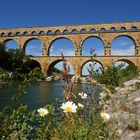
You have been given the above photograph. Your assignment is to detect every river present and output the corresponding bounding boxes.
[0,81,101,111]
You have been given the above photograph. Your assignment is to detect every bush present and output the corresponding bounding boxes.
[128,118,139,131]
[0,68,10,81]
[92,64,138,88]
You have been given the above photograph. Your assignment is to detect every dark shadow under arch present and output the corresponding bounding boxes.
[47,60,62,76]
[23,59,41,73]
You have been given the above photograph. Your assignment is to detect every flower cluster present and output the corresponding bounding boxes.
[37,93,110,123]
[60,101,78,113]
[78,92,87,99]
[100,112,110,121]
[37,108,49,117]
[99,92,106,99]
[77,103,84,109]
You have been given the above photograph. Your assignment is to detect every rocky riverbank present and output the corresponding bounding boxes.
[100,79,140,140]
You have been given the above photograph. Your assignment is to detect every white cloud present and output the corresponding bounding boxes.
[120,42,129,46]
[111,45,135,55]
[50,48,75,56]
[26,45,42,56]
[28,45,37,49]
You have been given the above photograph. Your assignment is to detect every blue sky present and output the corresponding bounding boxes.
[2,0,140,75]
[0,0,140,28]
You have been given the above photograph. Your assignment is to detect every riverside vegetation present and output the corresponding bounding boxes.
[0,44,140,139]
[0,42,44,82]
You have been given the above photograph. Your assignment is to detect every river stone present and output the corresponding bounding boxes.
[133,97,140,105]
[115,129,123,138]
[46,76,54,81]
[71,75,80,83]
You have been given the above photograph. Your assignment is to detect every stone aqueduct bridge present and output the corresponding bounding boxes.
[0,21,140,76]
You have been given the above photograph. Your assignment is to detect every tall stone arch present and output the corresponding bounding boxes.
[47,37,76,56]
[81,36,105,56]
[80,59,104,76]
[22,37,44,55]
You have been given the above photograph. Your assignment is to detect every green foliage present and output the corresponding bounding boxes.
[127,118,139,131]
[0,68,10,81]
[0,43,45,81]
[92,64,138,88]
[26,67,45,81]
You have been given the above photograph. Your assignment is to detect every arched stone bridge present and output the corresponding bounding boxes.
[0,21,140,76]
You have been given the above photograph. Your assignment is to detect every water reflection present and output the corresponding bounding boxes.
[0,81,101,110]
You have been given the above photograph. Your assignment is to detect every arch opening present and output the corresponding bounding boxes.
[4,39,19,51]
[39,31,45,36]
[47,30,53,35]
[23,59,41,73]
[63,29,68,34]
[81,60,103,76]
[112,60,137,78]
[111,36,136,56]
[1,33,6,37]
[90,28,96,33]
[120,27,126,32]
[71,29,77,34]
[16,32,20,36]
[82,36,104,56]
[55,30,61,35]
[47,60,74,78]
[99,28,106,33]
[80,29,86,34]
[8,32,14,37]
[131,26,137,32]
[113,60,135,69]
[23,31,28,36]
[110,27,116,32]
[31,31,37,36]
[49,38,75,56]
[24,38,43,56]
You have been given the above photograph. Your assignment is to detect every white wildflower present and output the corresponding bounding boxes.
[78,103,84,109]
[99,92,106,99]
[100,112,110,121]
[78,92,87,99]
[60,101,77,113]
[37,108,49,117]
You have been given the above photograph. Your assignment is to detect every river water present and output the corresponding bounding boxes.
[0,81,101,111]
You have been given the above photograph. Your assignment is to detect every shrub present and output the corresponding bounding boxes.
[127,118,139,131]
[91,64,138,88]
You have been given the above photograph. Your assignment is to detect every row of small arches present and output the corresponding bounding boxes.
[0,26,138,37]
